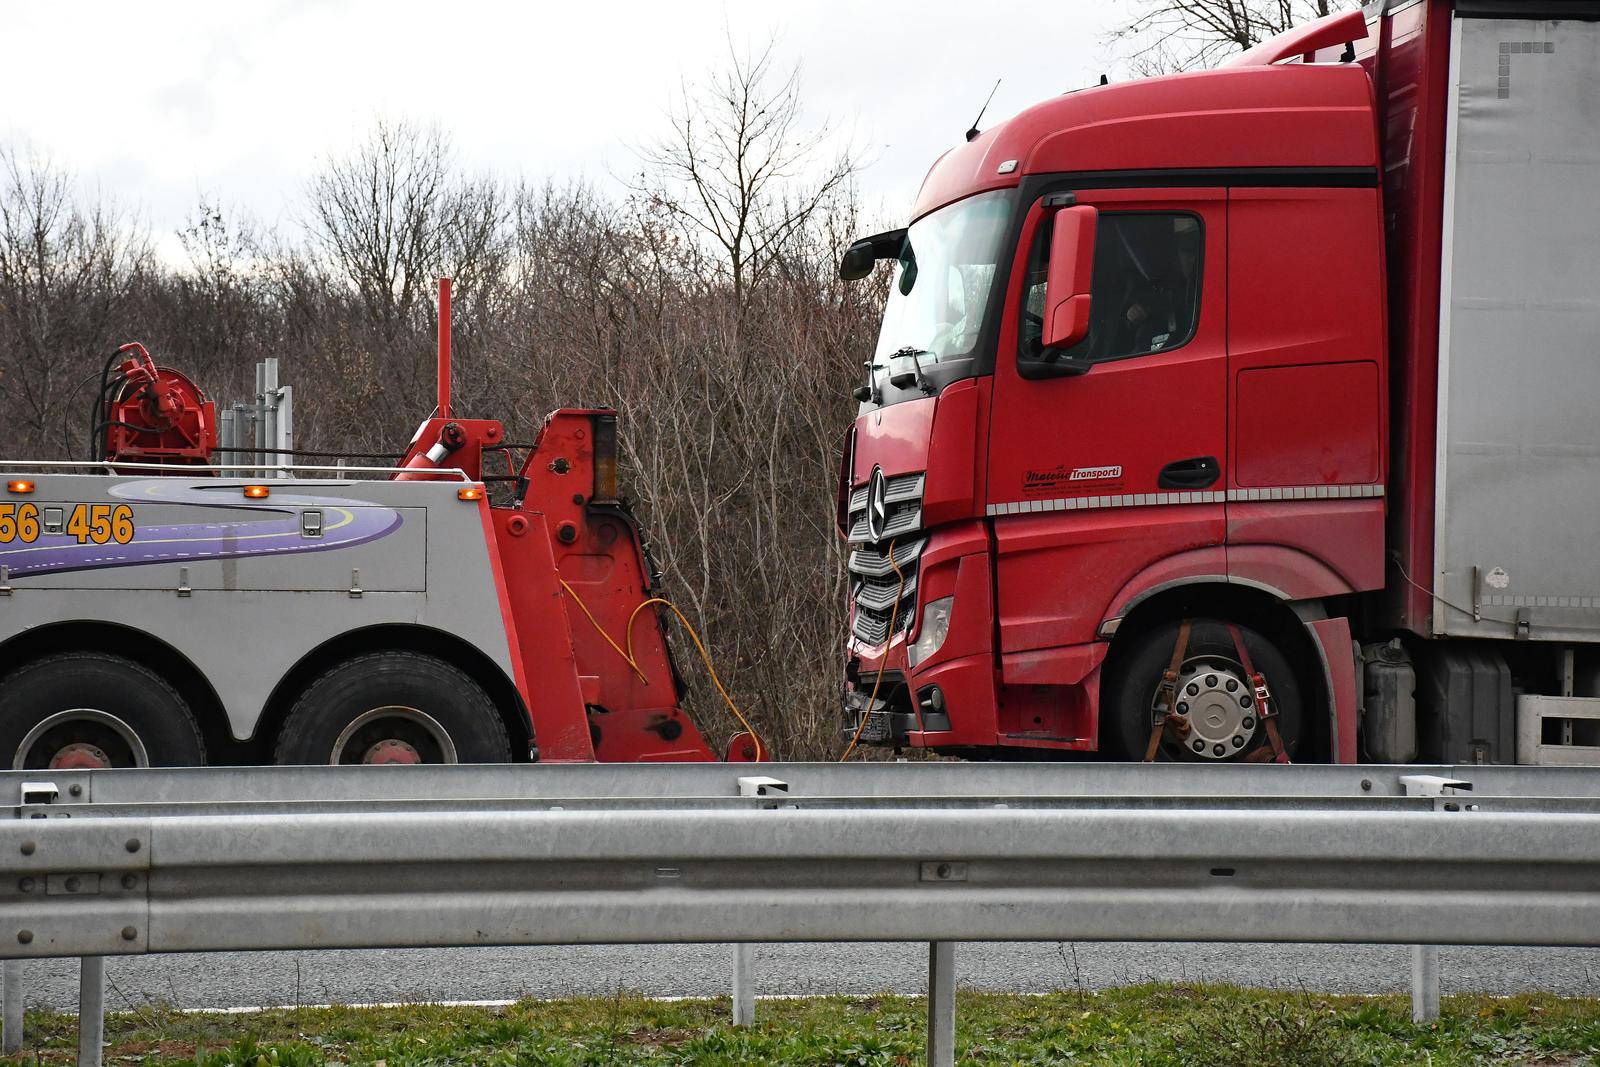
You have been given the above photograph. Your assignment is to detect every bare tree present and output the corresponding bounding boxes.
[305,119,506,337]
[0,147,148,458]
[488,174,877,756]
[1110,0,1355,75]
[163,200,271,375]
[300,120,509,433]
[179,199,260,291]
[634,36,857,303]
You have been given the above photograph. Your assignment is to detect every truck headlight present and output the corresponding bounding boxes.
[907,596,953,668]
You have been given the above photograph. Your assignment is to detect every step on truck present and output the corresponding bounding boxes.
[0,281,760,769]
[836,0,1600,765]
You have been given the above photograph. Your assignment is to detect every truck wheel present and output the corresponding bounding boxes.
[1103,619,1304,762]
[1,652,206,769]
[274,652,512,765]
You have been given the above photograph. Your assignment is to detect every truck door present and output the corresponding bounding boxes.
[985,187,1227,658]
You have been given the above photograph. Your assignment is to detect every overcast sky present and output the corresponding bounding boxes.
[2,1,1128,259]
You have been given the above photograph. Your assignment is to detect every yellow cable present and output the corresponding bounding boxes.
[841,537,904,762]
[559,577,765,762]
[625,597,764,763]
[559,578,648,684]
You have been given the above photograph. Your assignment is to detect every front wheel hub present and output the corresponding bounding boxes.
[49,742,114,770]
[361,738,423,765]
[14,709,149,771]
[1174,660,1257,759]
[331,706,457,766]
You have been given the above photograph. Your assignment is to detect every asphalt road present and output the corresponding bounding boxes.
[12,942,1600,1013]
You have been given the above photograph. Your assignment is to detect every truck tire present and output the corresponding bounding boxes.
[1,652,206,770]
[274,652,512,765]
[1103,619,1304,762]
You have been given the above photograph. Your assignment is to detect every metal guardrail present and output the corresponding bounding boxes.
[11,759,1600,805]
[5,762,1600,1065]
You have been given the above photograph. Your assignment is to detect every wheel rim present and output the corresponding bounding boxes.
[330,706,458,765]
[13,709,151,770]
[1163,656,1260,761]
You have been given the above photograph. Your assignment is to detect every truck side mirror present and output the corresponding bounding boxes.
[1042,205,1098,350]
[839,240,877,281]
[838,227,908,282]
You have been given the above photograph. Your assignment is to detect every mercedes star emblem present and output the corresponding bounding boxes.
[866,466,889,542]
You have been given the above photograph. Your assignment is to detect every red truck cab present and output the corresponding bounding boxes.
[839,1,1600,765]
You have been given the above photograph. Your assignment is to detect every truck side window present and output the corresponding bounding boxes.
[1018,211,1203,369]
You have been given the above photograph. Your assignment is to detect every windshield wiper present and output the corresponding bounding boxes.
[887,346,935,395]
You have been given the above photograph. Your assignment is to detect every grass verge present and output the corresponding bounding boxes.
[3,984,1600,1065]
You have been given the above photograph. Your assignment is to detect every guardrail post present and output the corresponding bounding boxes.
[731,773,790,1028]
[1411,945,1440,1022]
[78,956,104,1067]
[2,957,22,1054]
[927,941,956,1067]
[731,943,755,1026]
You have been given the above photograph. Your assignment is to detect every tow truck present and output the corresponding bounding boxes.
[0,281,760,768]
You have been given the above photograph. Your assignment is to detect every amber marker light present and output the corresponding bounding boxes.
[457,486,485,501]
[6,480,35,494]
[242,485,271,499]
[591,414,619,502]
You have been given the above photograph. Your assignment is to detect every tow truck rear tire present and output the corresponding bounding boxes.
[274,651,512,765]
[1,652,206,770]
[1103,619,1304,762]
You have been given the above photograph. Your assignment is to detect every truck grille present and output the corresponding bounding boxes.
[846,473,926,646]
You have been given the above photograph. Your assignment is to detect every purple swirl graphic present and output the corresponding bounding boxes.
[0,479,403,578]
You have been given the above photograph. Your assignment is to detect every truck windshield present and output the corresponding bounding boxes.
[869,190,1012,398]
